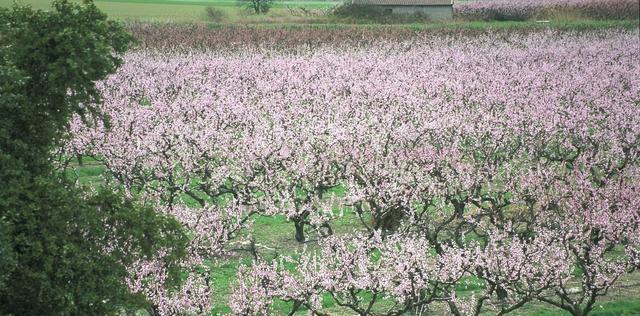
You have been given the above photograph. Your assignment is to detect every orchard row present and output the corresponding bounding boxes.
[67,30,640,315]
[456,0,639,21]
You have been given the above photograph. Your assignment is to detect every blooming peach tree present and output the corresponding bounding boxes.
[67,29,640,315]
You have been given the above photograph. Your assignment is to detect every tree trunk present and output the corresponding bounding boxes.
[294,219,305,243]
[496,286,508,300]
[321,222,333,236]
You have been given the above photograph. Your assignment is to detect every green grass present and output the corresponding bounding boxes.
[94,0,336,8]
[63,160,640,315]
[590,300,640,316]
[509,299,640,316]
[3,0,639,27]
[1,0,340,23]
[63,157,107,185]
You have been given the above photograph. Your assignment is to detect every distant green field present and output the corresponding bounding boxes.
[95,0,338,8]
[2,0,639,26]
[0,0,341,22]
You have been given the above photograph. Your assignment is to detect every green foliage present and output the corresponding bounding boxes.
[0,219,14,295]
[330,3,430,24]
[239,0,273,14]
[331,3,387,19]
[205,6,227,22]
[0,1,188,314]
[0,177,187,315]
[0,0,132,170]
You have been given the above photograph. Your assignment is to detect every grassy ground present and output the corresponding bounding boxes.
[32,0,639,312]
[3,0,639,27]
[1,0,339,22]
[65,160,640,315]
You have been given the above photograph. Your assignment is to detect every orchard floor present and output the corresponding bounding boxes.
[42,0,640,310]
[67,158,640,315]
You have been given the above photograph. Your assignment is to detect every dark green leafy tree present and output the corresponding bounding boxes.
[239,0,273,14]
[0,1,188,314]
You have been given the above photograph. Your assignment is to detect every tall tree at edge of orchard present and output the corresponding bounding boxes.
[0,1,189,315]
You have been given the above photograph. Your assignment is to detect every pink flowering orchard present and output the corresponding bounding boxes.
[66,29,640,315]
[454,0,639,20]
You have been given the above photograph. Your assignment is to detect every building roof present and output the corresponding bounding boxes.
[351,0,452,5]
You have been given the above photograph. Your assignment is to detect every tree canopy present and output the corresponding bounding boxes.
[0,1,188,314]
